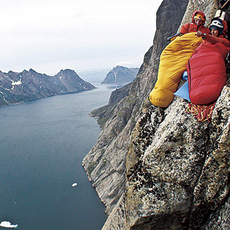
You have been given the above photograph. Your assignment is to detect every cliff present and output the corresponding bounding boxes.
[0,68,95,106]
[83,0,230,229]
[101,66,139,84]
[89,83,132,128]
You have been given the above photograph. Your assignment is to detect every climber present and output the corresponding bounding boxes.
[149,32,203,108]
[187,17,230,106]
[167,10,210,41]
[196,18,230,46]
[150,12,212,107]
[174,18,230,103]
[149,17,228,109]
[180,10,210,35]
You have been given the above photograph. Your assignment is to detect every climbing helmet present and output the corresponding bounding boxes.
[210,19,224,34]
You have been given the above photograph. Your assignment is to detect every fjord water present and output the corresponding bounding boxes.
[0,83,116,230]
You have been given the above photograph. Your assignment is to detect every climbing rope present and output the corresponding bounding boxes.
[186,102,216,122]
[221,0,230,9]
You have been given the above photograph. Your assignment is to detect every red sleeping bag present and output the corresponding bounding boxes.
[187,43,229,105]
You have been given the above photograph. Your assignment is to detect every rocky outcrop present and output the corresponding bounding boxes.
[123,85,230,230]
[89,83,132,128]
[0,68,95,106]
[101,66,139,84]
[102,85,230,229]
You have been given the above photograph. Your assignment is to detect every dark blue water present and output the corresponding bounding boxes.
[0,84,115,230]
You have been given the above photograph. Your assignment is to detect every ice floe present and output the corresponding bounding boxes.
[0,221,18,228]
[72,182,78,187]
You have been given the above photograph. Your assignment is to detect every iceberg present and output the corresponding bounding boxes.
[0,221,18,228]
[72,182,77,187]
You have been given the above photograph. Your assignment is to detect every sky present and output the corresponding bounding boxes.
[0,0,163,76]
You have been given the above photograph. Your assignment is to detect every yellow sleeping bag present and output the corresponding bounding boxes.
[149,32,202,108]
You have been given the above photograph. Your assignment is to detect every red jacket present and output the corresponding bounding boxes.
[202,19,230,47]
[180,10,210,34]
[203,34,230,47]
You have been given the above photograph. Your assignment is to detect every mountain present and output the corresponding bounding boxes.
[101,66,139,84]
[0,68,95,106]
[83,0,230,229]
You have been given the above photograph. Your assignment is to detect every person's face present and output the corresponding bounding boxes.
[211,28,219,37]
[195,19,203,27]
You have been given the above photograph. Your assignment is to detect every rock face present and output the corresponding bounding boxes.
[89,83,132,128]
[123,86,230,230]
[84,0,230,229]
[101,66,139,84]
[102,85,230,229]
[0,68,95,106]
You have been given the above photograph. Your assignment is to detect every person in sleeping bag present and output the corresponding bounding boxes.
[149,12,210,108]
[168,11,210,41]
[196,18,230,46]
[180,10,210,35]
[187,18,230,105]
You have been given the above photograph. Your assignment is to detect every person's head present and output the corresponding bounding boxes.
[210,18,224,37]
[194,13,205,26]
[192,11,206,27]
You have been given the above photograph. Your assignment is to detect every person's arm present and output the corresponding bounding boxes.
[180,23,189,34]
[206,34,230,46]
[196,30,230,47]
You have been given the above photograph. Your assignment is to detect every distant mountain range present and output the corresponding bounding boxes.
[101,66,139,84]
[0,69,95,107]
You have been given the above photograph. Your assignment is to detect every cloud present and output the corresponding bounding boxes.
[0,0,162,75]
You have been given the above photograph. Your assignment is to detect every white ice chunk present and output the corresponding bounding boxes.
[0,221,18,228]
[72,182,78,187]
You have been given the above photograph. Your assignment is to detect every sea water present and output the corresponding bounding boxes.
[0,83,117,230]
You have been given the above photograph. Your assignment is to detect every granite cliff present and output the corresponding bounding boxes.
[83,0,230,229]
[0,68,95,106]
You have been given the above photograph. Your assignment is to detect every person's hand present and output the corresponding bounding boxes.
[196,31,203,37]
